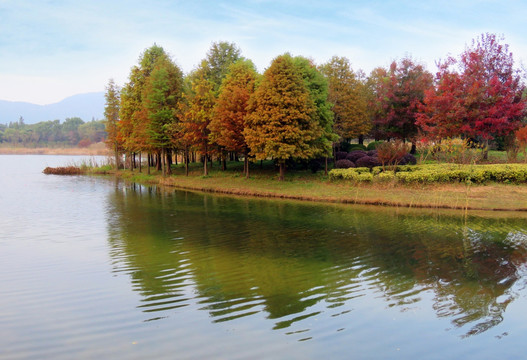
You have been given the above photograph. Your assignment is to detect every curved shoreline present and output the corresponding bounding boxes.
[107,170,527,213]
[158,182,527,212]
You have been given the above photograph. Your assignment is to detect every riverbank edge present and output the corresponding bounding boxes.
[0,144,109,156]
[98,169,527,212]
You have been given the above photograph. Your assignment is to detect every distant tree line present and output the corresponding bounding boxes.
[105,33,526,179]
[0,117,106,147]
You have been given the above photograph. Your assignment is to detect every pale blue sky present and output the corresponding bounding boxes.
[1,0,526,104]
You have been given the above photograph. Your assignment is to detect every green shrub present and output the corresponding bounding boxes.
[376,172,396,182]
[366,141,383,150]
[330,163,527,184]
[348,143,367,151]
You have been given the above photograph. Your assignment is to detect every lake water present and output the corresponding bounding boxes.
[1,155,527,359]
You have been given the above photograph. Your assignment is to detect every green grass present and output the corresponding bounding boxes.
[93,158,527,212]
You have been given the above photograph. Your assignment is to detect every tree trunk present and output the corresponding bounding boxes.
[244,149,249,178]
[138,152,142,173]
[147,152,151,175]
[185,146,189,176]
[482,139,489,161]
[358,135,364,145]
[410,141,417,155]
[166,149,172,175]
[325,157,328,176]
[161,148,165,176]
[279,162,285,181]
[114,147,120,170]
[204,144,208,176]
[156,152,162,171]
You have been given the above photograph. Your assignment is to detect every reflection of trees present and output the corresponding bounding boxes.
[106,184,527,336]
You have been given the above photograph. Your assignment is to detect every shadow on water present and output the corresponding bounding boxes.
[106,182,527,338]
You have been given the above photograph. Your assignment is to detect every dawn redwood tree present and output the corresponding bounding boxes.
[208,59,258,178]
[294,56,337,169]
[119,44,168,170]
[244,54,321,181]
[417,33,526,157]
[371,57,433,153]
[104,78,122,169]
[182,68,216,176]
[203,41,242,94]
[319,56,371,145]
[143,55,184,176]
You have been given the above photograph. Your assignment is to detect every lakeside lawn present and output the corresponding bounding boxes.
[90,156,527,212]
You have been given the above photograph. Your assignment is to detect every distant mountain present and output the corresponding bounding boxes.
[0,92,105,124]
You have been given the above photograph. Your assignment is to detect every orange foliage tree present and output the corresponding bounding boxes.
[319,56,371,145]
[516,126,527,162]
[244,54,321,180]
[182,68,216,176]
[208,59,258,177]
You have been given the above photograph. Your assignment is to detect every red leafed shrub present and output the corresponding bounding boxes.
[399,153,417,165]
[516,126,527,162]
[355,156,381,168]
[346,150,367,162]
[78,138,92,148]
[335,159,355,169]
[336,151,348,160]
[376,140,408,166]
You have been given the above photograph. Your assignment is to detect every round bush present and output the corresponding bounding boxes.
[367,150,378,157]
[346,150,367,162]
[367,141,383,150]
[399,153,417,165]
[348,143,367,151]
[335,151,348,160]
[335,159,355,169]
[355,156,381,168]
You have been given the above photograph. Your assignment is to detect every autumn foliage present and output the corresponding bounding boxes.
[417,34,525,143]
[244,54,322,180]
[104,33,526,181]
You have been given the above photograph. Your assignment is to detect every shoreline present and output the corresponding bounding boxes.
[0,146,109,156]
[104,169,527,212]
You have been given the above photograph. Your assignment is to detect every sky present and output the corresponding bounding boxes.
[1,0,527,105]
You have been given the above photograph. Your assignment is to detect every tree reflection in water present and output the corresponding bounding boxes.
[106,183,527,338]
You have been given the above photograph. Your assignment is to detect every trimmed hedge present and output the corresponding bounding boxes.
[329,163,527,184]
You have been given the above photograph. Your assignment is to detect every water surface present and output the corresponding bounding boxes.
[1,155,527,359]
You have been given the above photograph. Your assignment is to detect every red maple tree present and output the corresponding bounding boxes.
[417,34,526,146]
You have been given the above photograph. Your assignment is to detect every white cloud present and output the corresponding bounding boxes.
[1,0,526,103]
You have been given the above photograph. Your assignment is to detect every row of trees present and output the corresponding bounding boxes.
[0,117,106,147]
[106,33,526,179]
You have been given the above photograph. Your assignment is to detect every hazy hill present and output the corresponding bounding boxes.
[0,92,105,125]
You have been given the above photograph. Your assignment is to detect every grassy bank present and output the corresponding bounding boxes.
[0,142,109,155]
[90,160,527,211]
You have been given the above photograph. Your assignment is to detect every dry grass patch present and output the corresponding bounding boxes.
[43,166,85,175]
